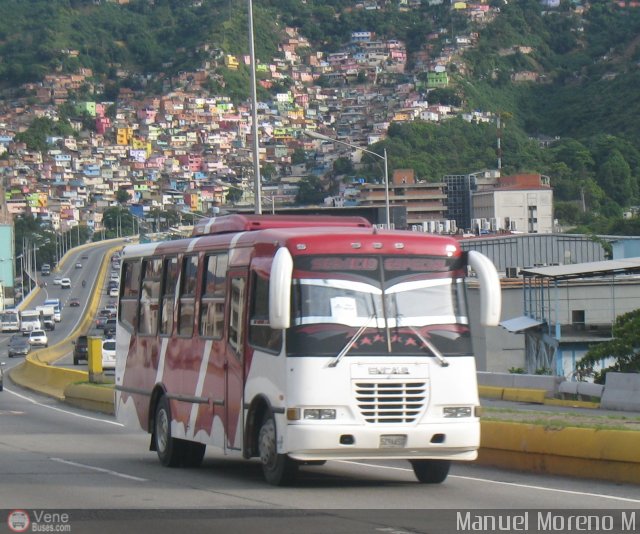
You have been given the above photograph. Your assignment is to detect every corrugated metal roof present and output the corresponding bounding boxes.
[499,316,545,333]
[519,258,640,280]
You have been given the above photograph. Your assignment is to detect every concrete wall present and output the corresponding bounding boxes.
[468,282,526,372]
[601,372,640,411]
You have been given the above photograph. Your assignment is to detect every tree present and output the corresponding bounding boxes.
[291,148,307,165]
[576,309,640,383]
[295,175,326,205]
[226,188,243,204]
[596,150,635,207]
[116,188,131,204]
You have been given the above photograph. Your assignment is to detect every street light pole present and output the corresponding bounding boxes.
[248,0,262,215]
[304,131,391,228]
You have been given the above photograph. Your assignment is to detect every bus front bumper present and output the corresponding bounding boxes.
[283,421,480,462]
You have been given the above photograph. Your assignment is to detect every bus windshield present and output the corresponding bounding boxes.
[287,255,472,358]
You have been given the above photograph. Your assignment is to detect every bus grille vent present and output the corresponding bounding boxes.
[354,382,427,423]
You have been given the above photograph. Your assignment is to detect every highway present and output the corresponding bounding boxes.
[1,242,639,533]
[0,241,120,372]
[1,384,639,532]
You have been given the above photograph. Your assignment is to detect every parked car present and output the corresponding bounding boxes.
[72,335,88,365]
[101,338,116,370]
[28,329,48,347]
[60,277,71,289]
[109,286,119,298]
[69,297,81,307]
[104,304,117,315]
[8,334,31,358]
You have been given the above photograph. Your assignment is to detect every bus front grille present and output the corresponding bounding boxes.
[354,382,427,423]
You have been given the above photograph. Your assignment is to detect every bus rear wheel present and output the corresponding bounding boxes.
[154,396,184,467]
[410,459,451,484]
[258,414,298,486]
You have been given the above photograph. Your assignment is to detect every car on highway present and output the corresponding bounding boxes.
[53,277,62,286]
[72,335,89,365]
[81,253,89,259]
[75,262,82,269]
[60,277,71,289]
[8,334,31,358]
[103,318,117,338]
[101,338,116,370]
[28,329,48,347]
[69,297,81,307]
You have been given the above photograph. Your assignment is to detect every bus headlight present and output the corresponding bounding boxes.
[443,407,473,418]
[303,408,336,420]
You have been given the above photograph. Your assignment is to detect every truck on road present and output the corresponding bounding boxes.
[19,309,42,334]
[35,305,56,331]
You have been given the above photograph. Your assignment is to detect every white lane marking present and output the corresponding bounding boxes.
[335,460,640,504]
[50,457,147,482]
[5,387,123,427]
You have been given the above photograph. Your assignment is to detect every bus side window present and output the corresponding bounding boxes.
[120,259,141,332]
[199,253,227,338]
[249,274,282,353]
[139,258,162,336]
[178,254,198,337]
[228,276,246,356]
[160,256,179,336]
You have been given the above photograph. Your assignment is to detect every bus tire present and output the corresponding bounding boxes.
[410,459,451,484]
[154,396,184,467]
[181,441,206,468]
[258,413,298,486]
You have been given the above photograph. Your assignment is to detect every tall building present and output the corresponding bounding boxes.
[472,173,553,234]
[358,168,447,227]
[443,170,500,232]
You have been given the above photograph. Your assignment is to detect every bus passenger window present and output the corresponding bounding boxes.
[160,257,178,336]
[228,277,245,356]
[139,258,162,336]
[249,274,282,352]
[178,255,197,337]
[120,260,141,332]
[199,253,228,339]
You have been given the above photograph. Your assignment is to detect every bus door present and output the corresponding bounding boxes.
[224,271,247,451]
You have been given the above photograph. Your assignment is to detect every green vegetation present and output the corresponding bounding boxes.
[577,309,640,383]
[4,0,640,234]
[483,407,640,431]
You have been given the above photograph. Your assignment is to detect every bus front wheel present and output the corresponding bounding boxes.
[410,459,451,484]
[258,414,298,486]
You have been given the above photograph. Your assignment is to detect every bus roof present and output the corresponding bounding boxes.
[122,216,463,265]
[192,214,371,236]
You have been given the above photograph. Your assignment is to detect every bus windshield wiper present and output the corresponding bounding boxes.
[328,314,376,368]
[406,324,450,367]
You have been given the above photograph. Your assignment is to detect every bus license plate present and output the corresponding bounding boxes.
[380,434,407,448]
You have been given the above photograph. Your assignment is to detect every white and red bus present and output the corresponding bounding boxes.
[115,214,501,485]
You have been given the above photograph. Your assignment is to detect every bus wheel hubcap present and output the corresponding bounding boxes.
[259,419,276,468]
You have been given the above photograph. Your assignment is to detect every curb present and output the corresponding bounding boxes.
[64,383,114,414]
[476,420,640,485]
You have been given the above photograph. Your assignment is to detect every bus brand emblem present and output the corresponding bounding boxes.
[368,366,410,375]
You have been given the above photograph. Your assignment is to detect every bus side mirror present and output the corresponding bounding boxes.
[467,250,501,326]
[270,247,293,330]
